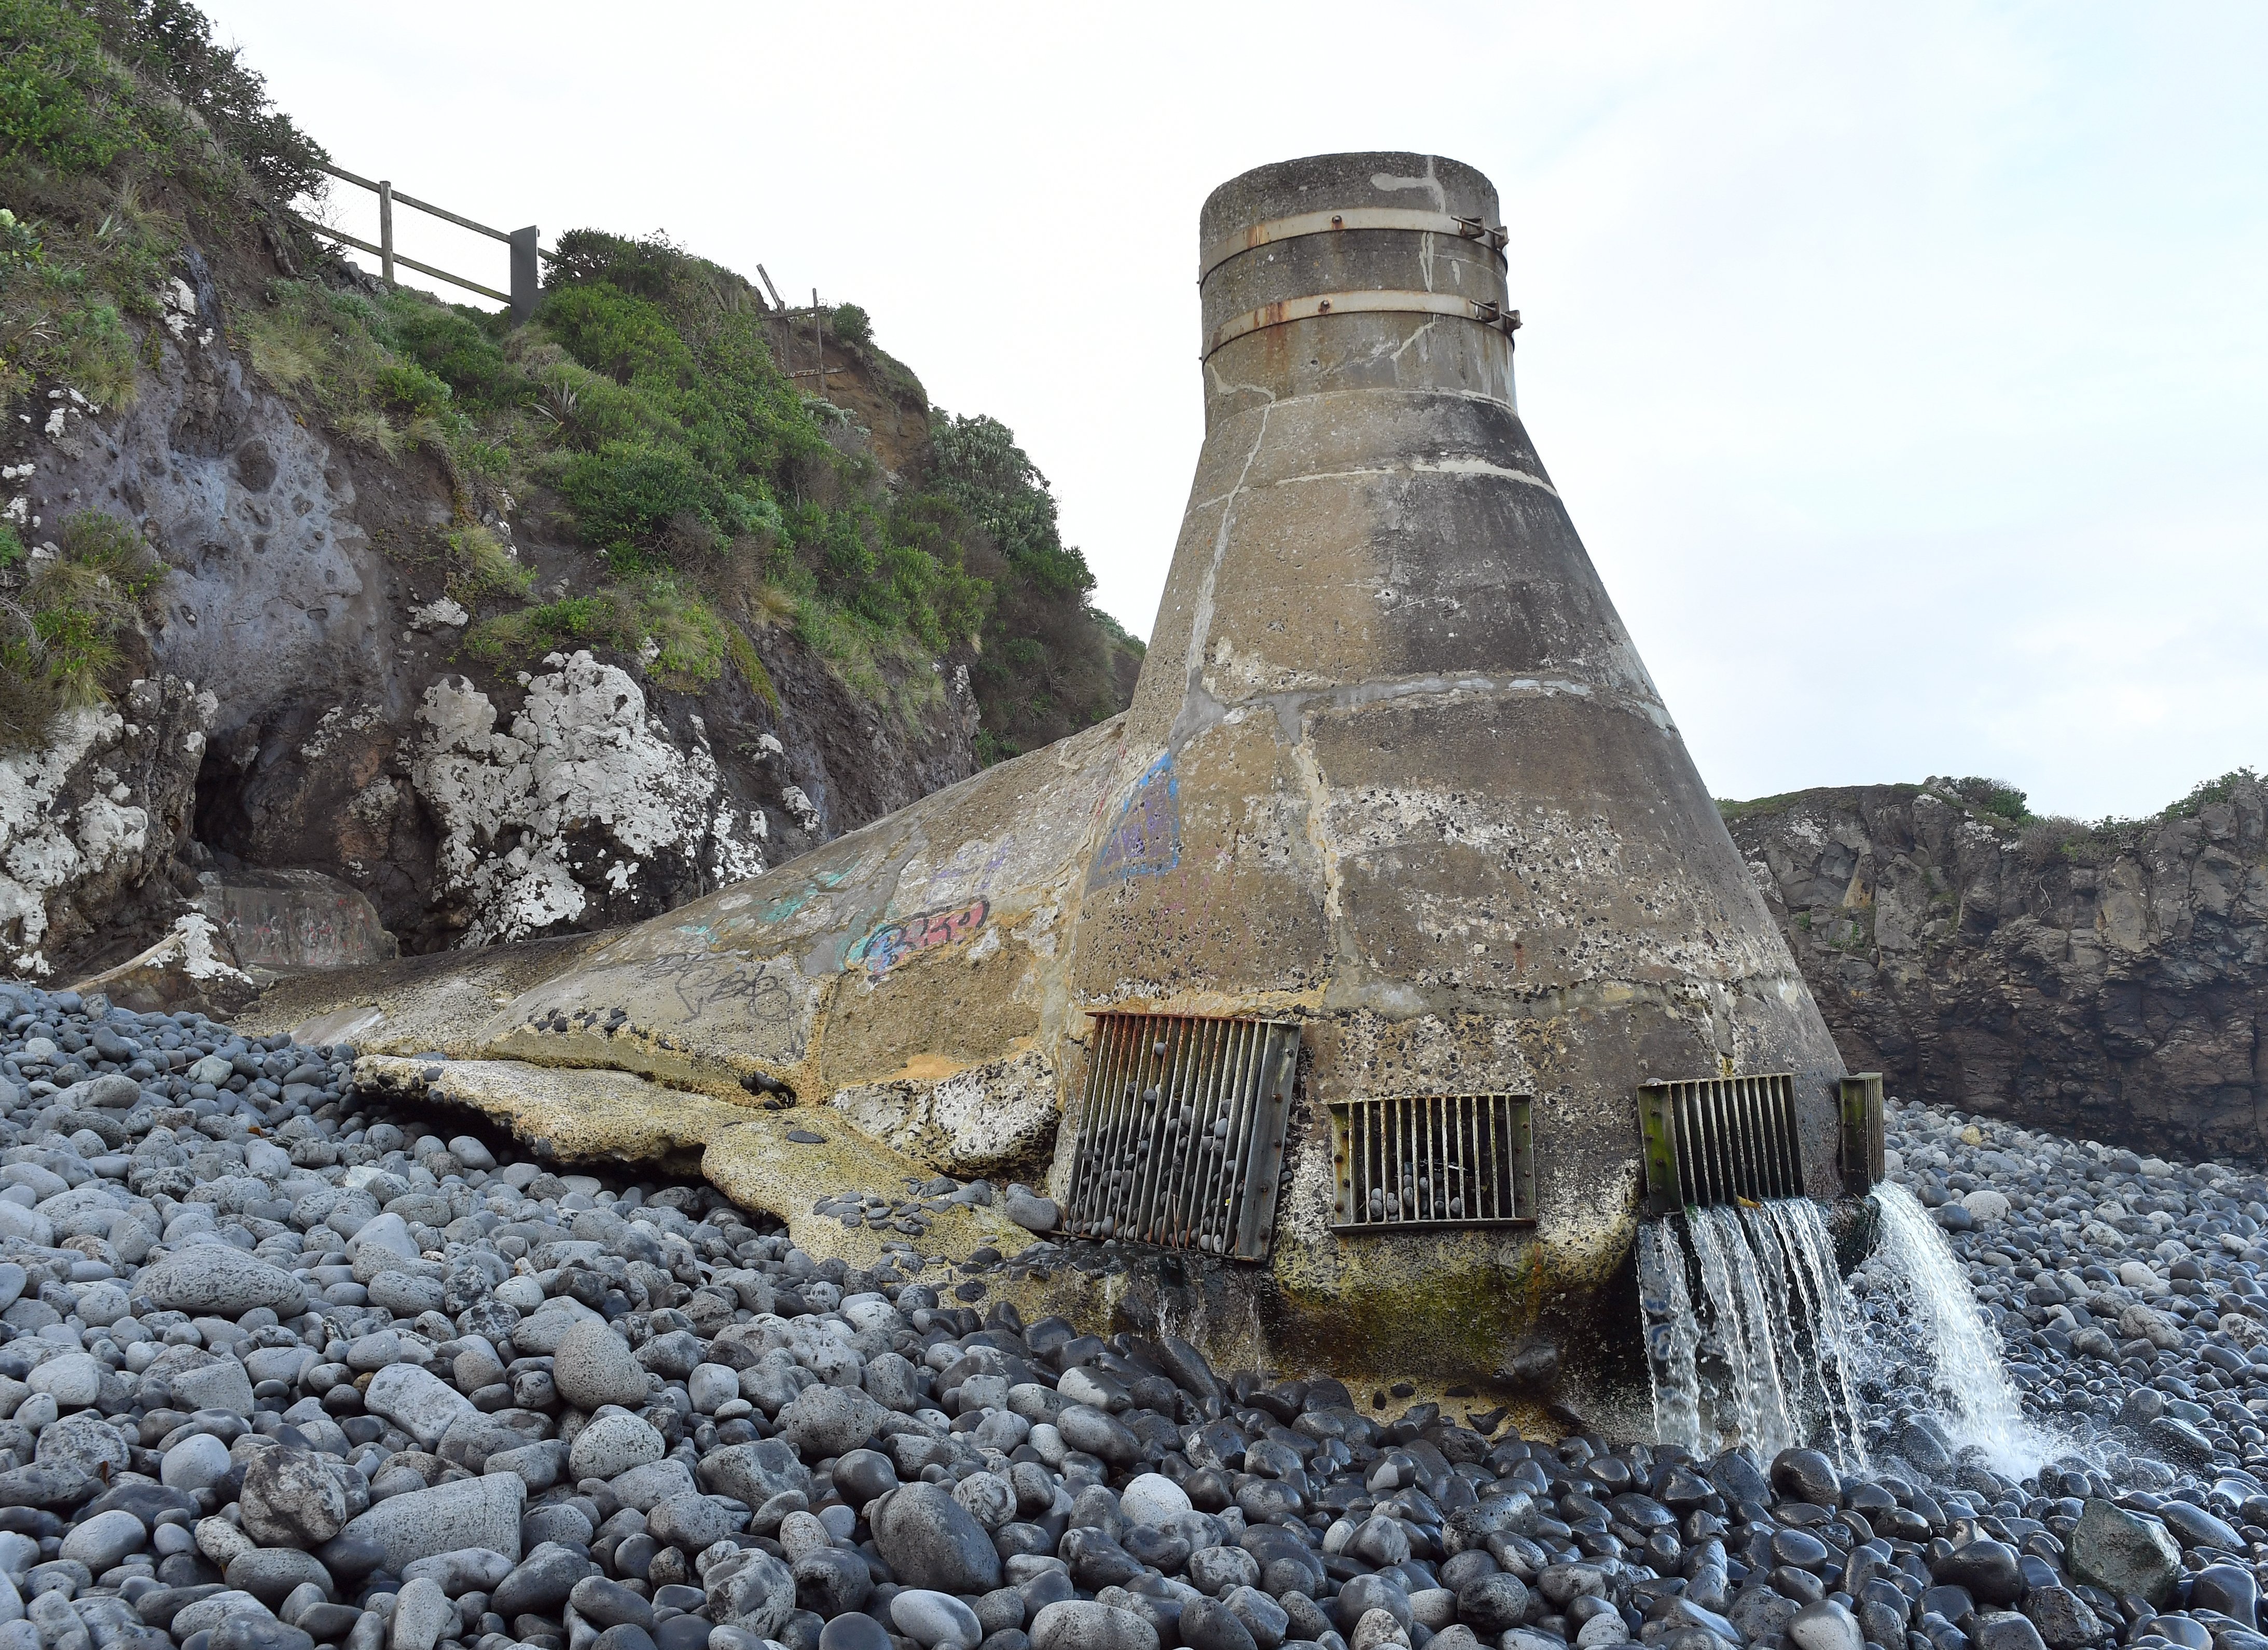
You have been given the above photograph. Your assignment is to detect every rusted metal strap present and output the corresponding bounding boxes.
[1205,289,1520,358]
[1200,208,1508,280]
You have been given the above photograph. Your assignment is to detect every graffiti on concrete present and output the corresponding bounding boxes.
[846,898,991,978]
[1086,752,1181,888]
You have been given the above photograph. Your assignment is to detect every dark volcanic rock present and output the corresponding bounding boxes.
[1727,776,2268,1159]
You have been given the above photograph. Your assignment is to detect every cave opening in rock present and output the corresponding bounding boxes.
[191,733,261,872]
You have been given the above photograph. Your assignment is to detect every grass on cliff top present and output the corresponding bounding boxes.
[1719,769,2266,872]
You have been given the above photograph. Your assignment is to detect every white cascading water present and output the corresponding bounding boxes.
[1641,1181,2039,1474]
[1639,1198,1869,1468]
[1862,1180,2047,1475]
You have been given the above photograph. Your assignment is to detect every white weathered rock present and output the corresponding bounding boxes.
[0,683,214,978]
[411,654,768,946]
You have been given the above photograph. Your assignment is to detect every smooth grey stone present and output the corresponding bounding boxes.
[1029,1602,1158,1650]
[571,1575,655,1630]
[59,1508,144,1570]
[647,1493,744,1551]
[553,1322,649,1411]
[35,1410,128,1478]
[169,1357,256,1418]
[1969,1613,2048,1650]
[137,1248,306,1317]
[568,1411,663,1481]
[1768,1449,1841,1508]
[388,1576,452,1650]
[225,1549,334,1608]
[333,1474,525,1574]
[698,1440,810,1509]
[706,1549,797,1639]
[820,1616,893,1650]
[1786,1601,1865,1650]
[608,1458,696,1512]
[401,1547,511,1595]
[1454,1575,1530,1637]
[1181,1598,1256,1650]
[2155,1501,2242,1553]
[894,1590,984,1650]
[1931,1541,2023,1607]
[211,1616,315,1650]
[492,1543,594,1616]
[1055,1406,1139,1468]
[363,1367,474,1451]
[2021,1585,2104,1650]
[486,1440,569,1495]
[2066,1500,2182,1606]
[366,1272,445,1318]
[778,1385,885,1461]
[873,1482,1004,1595]
[2191,1565,2260,1629]
[789,1546,871,1618]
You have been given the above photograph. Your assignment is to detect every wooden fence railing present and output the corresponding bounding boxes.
[292,170,822,365]
[292,164,552,321]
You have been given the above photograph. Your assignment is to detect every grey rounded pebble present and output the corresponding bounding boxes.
[137,1246,307,1317]
[1029,1602,1158,1650]
[554,1321,651,1410]
[568,1411,665,1481]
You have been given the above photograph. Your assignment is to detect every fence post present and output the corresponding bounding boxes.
[377,180,395,286]
[509,227,540,325]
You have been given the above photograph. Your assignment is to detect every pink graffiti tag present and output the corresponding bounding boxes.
[848,898,991,977]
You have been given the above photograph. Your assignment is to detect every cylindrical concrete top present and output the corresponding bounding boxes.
[1198,153,1514,422]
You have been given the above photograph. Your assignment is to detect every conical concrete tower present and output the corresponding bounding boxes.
[1060,154,1847,1318]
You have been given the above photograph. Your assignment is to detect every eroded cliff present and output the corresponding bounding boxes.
[1728,775,2268,1161]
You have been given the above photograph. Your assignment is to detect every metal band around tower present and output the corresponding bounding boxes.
[1198,208,1509,281]
[1204,290,1522,359]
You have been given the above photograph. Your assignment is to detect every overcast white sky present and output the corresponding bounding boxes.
[200,1,2266,820]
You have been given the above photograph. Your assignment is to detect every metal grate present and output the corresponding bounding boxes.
[1329,1094,1535,1231]
[1638,1073,1806,1216]
[1064,1012,1301,1260]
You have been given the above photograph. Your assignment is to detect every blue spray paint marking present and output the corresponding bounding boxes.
[1087,752,1181,888]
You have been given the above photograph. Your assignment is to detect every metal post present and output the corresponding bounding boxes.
[812,288,824,396]
[377,180,395,287]
[509,227,540,324]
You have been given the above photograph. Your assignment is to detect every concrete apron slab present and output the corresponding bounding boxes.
[353,1053,1039,1270]
[352,1052,1580,1439]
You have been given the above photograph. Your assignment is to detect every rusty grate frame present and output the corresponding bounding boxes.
[1328,1093,1536,1232]
[1638,1072,1806,1216]
[1840,1071,1885,1195]
[1064,1011,1301,1261]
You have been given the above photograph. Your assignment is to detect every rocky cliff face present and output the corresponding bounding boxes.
[3,262,981,978]
[1727,777,2268,1162]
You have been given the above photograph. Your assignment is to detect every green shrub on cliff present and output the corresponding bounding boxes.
[0,510,168,747]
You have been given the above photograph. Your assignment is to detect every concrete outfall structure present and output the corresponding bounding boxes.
[252,153,1854,1404]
